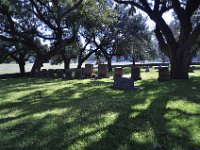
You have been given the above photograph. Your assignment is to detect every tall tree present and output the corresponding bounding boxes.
[114,8,154,66]
[76,0,116,68]
[0,0,82,74]
[114,0,200,79]
[51,41,79,69]
[0,41,31,74]
[28,0,82,73]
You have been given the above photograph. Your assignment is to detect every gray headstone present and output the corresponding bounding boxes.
[131,67,141,80]
[114,67,123,79]
[112,77,137,91]
[145,66,150,72]
[98,64,108,78]
[85,64,94,78]
[158,67,170,81]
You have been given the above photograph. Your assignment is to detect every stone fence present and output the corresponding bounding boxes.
[0,72,31,79]
[0,63,197,80]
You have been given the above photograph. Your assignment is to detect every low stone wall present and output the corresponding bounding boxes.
[0,72,31,79]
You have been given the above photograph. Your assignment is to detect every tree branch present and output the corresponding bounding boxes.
[63,0,84,17]
[30,0,56,31]
[114,0,146,12]
[184,23,200,52]
[185,0,200,17]
[154,26,170,57]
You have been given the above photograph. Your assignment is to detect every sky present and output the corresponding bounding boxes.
[146,10,174,30]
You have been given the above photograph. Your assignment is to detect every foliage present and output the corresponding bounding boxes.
[116,11,156,64]
[51,42,79,65]
[114,0,200,79]
[0,0,84,72]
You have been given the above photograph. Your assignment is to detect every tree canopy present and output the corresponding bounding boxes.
[0,0,159,75]
[114,0,200,79]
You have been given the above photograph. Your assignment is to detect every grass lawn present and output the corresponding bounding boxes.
[0,68,200,150]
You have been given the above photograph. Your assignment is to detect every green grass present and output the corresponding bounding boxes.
[0,68,200,150]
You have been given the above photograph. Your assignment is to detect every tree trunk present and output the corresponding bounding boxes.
[107,57,112,72]
[77,54,83,69]
[31,58,44,74]
[64,58,71,69]
[77,59,84,69]
[170,51,191,79]
[132,57,136,67]
[77,49,98,69]
[18,61,25,75]
[61,49,71,69]
[11,54,26,76]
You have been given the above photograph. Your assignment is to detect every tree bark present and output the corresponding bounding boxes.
[107,56,112,72]
[77,53,83,69]
[61,50,71,69]
[31,58,44,74]
[64,58,71,69]
[18,61,25,75]
[132,57,136,67]
[114,0,200,80]
[77,61,83,69]
[77,49,98,69]
[170,51,192,79]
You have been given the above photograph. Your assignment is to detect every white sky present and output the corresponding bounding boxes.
[146,10,174,30]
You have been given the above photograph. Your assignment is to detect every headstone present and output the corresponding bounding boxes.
[98,64,108,78]
[158,67,170,81]
[114,67,123,79]
[81,68,85,78]
[57,69,65,78]
[34,69,40,78]
[47,69,55,78]
[145,66,150,72]
[63,69,72,79]
[112,77,137,91]
[39,69,47,78]
[131,67,141,81]
[75,68,83,79]
[84,64,93,78]
[52,70,58,78]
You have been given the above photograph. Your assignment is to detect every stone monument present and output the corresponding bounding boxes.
[112,77,137,91]
[63,69,72,79]
[84,64,93,78]
[98,64,108,78]
[39,69,47,78]
[131,66,141,81]
[158,66,171,81]
[145,66,150,72]
[114,67,123,79]
[57,69,65,78]
[75,68,83,79]
[47,69,55,78]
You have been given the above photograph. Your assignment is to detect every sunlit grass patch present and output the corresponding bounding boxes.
[0,69,200,149]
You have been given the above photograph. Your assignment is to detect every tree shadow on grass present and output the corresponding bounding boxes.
[0,77,200,149]
[83,78,200,150]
